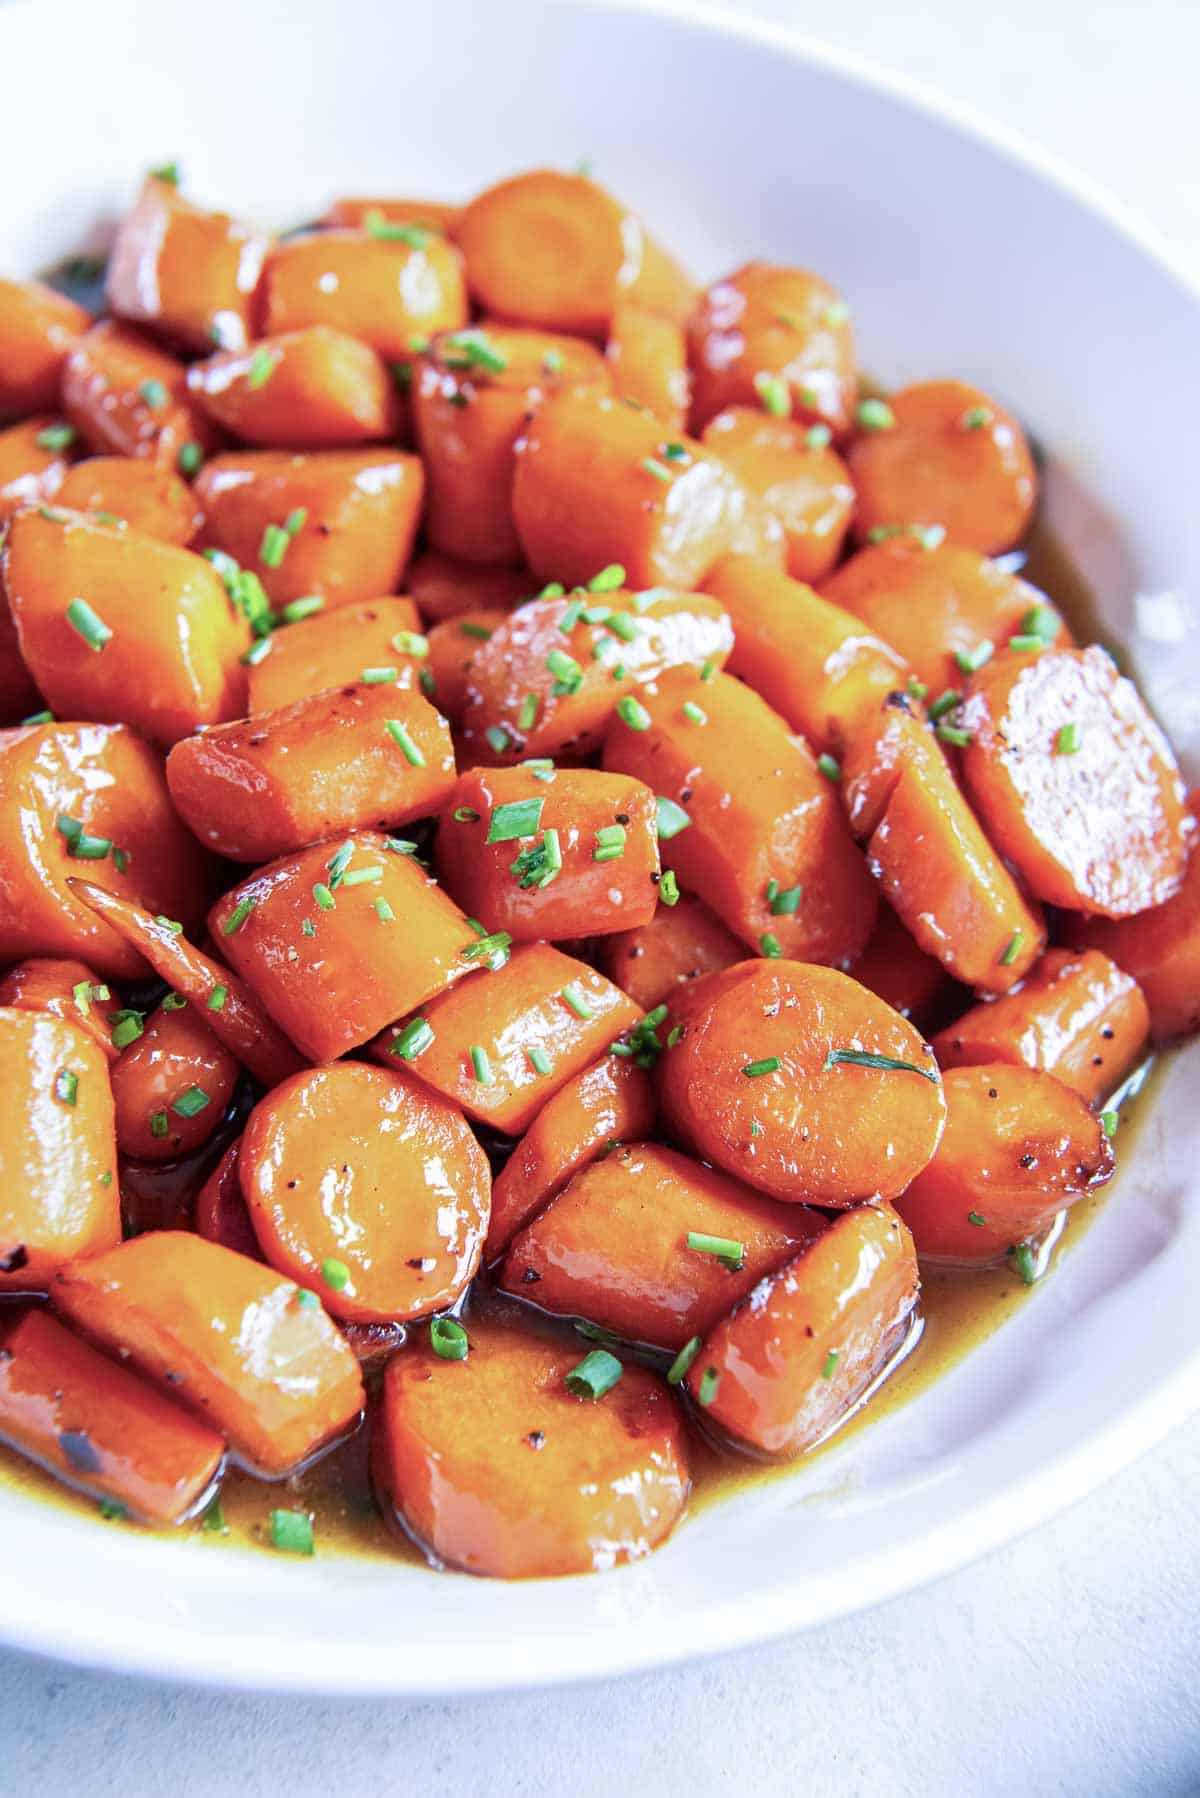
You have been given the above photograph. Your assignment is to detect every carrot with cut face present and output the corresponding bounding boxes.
[434,764,659,942]
[604,667,878,966]
[67,878,305,1090]
[167,684,455,863]
[424,609,510,719]
[486,1055,656,1261]
[260,228,467,359]
[0,721,216,979]
[244,595,423,713]
[0,957,118,1061]
[195,449,425,609]
[52,1231,365,1476]
[959,644,1192,917]
[841,692,1046,992]
[933,948,1149,1103]
[0,1007,119,1290]
[0,415,73,524]
[658,959,945,1205]
[600,892,744,1011]
[512,388,780,591]
[0,276,91,417]
[895,1063,1114,1266]
[106,174,270,355]
[457,586,733,766]
[405,549,531,623]
[501,1142,825,1351]
[110,998,240,1163]
[687,263,857,436]
[209,830,480,1062]
[377,942,641,1135]
[413,325,610,565]
[605,301,689,429]
[62,320,218,463]
[846,378,1037,555]
[702,554,910,753]
[3,507,250,744]
[686,1203,918,1458]
[187,327,399,445]
[55,455,203,544]
[454,168,693,338]
[239,1063,489,1324]
[0,1309,225,1526]
[701,408,855,583]
[845,901,950,1025]
[374,1319,690,1577]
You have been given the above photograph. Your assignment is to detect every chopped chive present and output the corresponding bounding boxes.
[681,701,707,724]
[605,611,641,643]
[390,630,429,658]
[856,397,894,431]
[967,1211,987,1226]
[696,1366,721,1407]
[149,1110,169,1139]
[284,507,307,536]
[769,884,802,916]
[565,1348,623,1400]
[240,636,273,667]
[805,423,833,450]
[1056,721,1082,754]
[560,982,594,1020]
[221,897,257,935]
[171,1085,210,1119]
[1100,1109,1119,1138]
[259,523,290,568]
[149,159,180,184]
[527,1045,553,1076]
[928,688,962,721]
[487,797,544,843]
[207,984,228,1012]
[72,833,113,861]
[593,822,627,862]
[641,456,672,482]
[406,332,431,353]
[742,1056,781,1078]
[1010,1243,1038,1286]
[98,1498,126,1522]
[385,718,425,765]
[539,582,567,601]
[821,1348,840,1379]
[313,882,336,910]
[156,916,184,936]
[386,836,419,854]
[686,1230,745,1271]
[322,1257,350,1292]
[112,847,129,874]
[201,1495,228,1534]
[588,564,625,593]
[459,929,513,966]
[1009,633,1050,653]
[591,634,617,663]
[961,405,993,431]
[161,990,186,1007]
[656,795,690,840]
[361,665,398,684]
[759,933,782,958]
[341,865,384,887]
[754,371,790,417]
[616,696,651,731]
[54,1068,78,1105]
[419,667,436,698]
[936,722,973,747]
[441,327,508,374]
[430,1317,469,1360]
[390,1017,434,1060]
[659,870,680,906]
[178,440,203,477]
[699,659,717,682]
[109,1012,144,1050]
[326,840,355,887]
[816,753,841,782]
[246,347,278,390]
[485,724,512,755]
[825,299,850,326]
[301,917,316,939]
[542,828,562,877]
[453,806,480,823]
[542,347,564,374]
[36,422,76,451]
[558,598,586,633]
[470,1045,494,1085]
[21,709,54,725]
[667,1336,702,1385]
[72,979,93,1017]
[546,647,583,694]
[822,1047,941,1083]
[999,930,1025,967]
[66,597,112,652]
[523,758,556,779]
[1020,604,1062,642]
[270,1509,314,1556]
[518,692,540,731]
[906,676,928,701]
[458,621,493,641]
[139,377,169,411]
[364,212,431,248]
[955,639,994,675]
[374,897,395,922]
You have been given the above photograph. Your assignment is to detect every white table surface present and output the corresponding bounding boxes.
[2,3,1198,1793]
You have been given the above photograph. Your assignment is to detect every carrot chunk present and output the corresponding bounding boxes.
[106,175,270,355]
[701,409,855,583]
[687,262,857,436]
[110,998,240,1162]
[0,276,90,417]
[600,892,744,1012]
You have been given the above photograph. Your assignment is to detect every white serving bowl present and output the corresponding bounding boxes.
[0,0,1197,1697]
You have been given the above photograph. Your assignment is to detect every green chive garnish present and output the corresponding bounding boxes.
[221,897,257,935]
[769,884,802,916]
[667,1337,701,1386]
[588,564,625,593]
[246,347,278,389]
[259,523,289,568]
[487,797,544,843]
[208,984,228,1012]
[270,1509,314,1556]
[641,456,672,482]
[686,1230,744,1271]
[821,1348,839,1379]
[936,722,972,747]
[955,640,994,675]
[856,397,894,431]
[527,1045,552,1076]
[171,1086,210,1119]
[961,405,992,431]
[1010,1243,1038,1286]
[178,440,203,477]
[696,1366,721,1406]
[430,1317,469,1360]
[139,378,169,411]
[565,1348,623,1400]
[109,1011,144,1050]
[361,666,398,684]
[149,1110,169,1139]
[928,688,962,721]
[517,693,540,730]
[374,897,395,922]
[754,371,790,417]
[341,865,383,887]
[313,882,336,910]
[1100,1109,1119,1138]
[390,1018,434,1060]
[659,870,680,905]
[681,701,707,725]
[616,696,651,731]
[66,597,112,652]
[278,596,324,623]
[656,795,691,840]
[742,1056,781,1078]
[967,1211,987,1226]
[1056,721,1082,754]
[806,423,833,450]
[816,753,841,782]
[470,1045,493,1085]
[1020,604,1062,643]
[822,1047,940,1083]
[759,933,782,958]
[385,718,425,765]
[560,983,594,1021]
[36,423,75,451]
[240,636,272,667]
[54,1068,78,1105]
[999,931,1025,967]
[322,1258,350,1292]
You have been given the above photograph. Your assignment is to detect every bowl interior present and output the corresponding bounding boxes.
[0,0,1197,1695]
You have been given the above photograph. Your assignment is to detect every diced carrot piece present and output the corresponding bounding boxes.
[701,408,855,582]
[0,957,118,1061]
[187,327,399,445]
[424,609,511,719]
[600,892,744,1012]
[0,277,91,416]
[56,455,203,544]
[62,320,218,463]
[404,548,532,624]
[110,998,240,1162]
[606,301,689,429]
[260,229,467,359]
[687,263,857,435]
[106,175,270,354]
[245,595,422,713]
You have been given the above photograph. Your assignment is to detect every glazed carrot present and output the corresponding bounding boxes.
[841,692,1045,992]
[239,1063,489,1324]
[62,320,218,464]
[187,327,399,446]
[324,196,462,233]
[166,685,455,862]
[604,667,878,966]
[605,301,689,430]
[245,595,422,712]
[486,1055,656,1261]
[424,609,511,719]
[195,1141,261,1260]
[501,1142,825,1351]
[600,892,744,1012]
[846,378,1037,555]
[687,262,857,435]
[374,1320,690,1576]
[195,449,425,608]
[895,1064,1115,1266]
[66,878,305,1089]
[457,588,733,766]
[686,1203,918,1458]
[1067,794,1200,1042]
[0,1309,224,1526]
[701,408,855,582]
[259,228,467,359]
[110,998,240,1163]
[959,645,1192,916]
[413,325,609,565]
[933,948,1149,1103]
[511,388,778,589]
[209,830,479,1062]
[4,508,250,744]
[659,960,944,1204]
[434,764,659,941]
[55,455,203,545]
[379,942,641,1135]
[52,1232,365,1476]
[405,548,532,624]
[454,168,693,338]
[820,537,1065,702]
[0,722,216,979]
[702,554,910,752]
[845,902,950,1025]
[0,1008,118,1290]
[0,414,72,524]
[0,957,118,1061]
[0,277,91,416]
[106,175,270,355]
